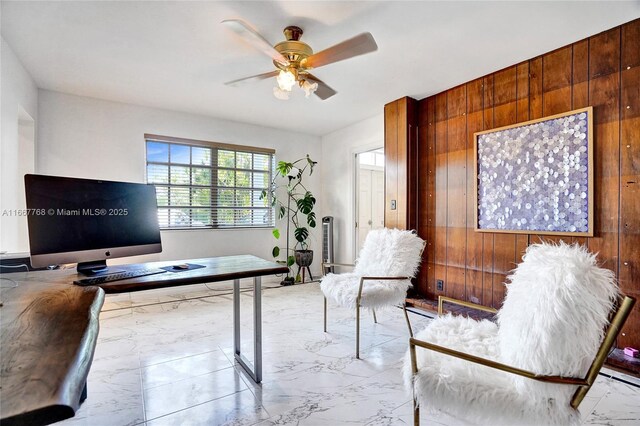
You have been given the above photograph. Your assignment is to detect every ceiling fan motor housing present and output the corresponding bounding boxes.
[273,26,313,71]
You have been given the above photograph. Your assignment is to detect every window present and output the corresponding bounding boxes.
[358,149,385,167]
[145,134,274,229]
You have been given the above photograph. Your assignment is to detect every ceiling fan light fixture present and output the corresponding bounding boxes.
[301,80,318,98]
[276,69,296,92]
[273,86,290,100]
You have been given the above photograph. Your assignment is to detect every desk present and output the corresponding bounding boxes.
[0,279,104,426]
[95,255,288,383]
[0,255,288,426]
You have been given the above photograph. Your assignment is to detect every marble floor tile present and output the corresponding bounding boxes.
[146,389,269,426]
[582,378,640,425]
[579,374,611,421]
[60,369,145,426]
[144,366,248,420]
[142,348,233,389]
[89,338,141,378]
[59,281,639,426]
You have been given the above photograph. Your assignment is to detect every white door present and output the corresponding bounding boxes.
[356,167,385,252]
[371,170,385,230]
[357,169,372,252]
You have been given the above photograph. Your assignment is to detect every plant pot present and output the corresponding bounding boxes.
[294,250,313,267]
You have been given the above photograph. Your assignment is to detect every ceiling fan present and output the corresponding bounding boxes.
[222,19,378,101]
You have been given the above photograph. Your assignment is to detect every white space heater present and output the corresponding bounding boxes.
[322,216,334,274]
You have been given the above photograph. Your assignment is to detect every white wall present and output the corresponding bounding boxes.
[1,37,38,253]
[37,90,322,272]
[320,113,383,264]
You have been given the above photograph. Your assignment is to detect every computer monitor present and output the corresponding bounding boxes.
[24,174,162,275]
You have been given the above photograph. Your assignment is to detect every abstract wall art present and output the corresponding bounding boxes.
[474,107,593,236]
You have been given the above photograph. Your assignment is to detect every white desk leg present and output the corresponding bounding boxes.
[233,277,262,383]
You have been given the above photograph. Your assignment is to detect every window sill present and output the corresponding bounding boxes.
[160,226,275,231]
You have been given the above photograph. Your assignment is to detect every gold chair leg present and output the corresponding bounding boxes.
[403,304,414,338]
[410,339,419,425]
[372,309,377,324]
[323,297,327,332]
[356,303,360,359]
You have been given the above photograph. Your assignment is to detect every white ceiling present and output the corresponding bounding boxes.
[2,1,638,136]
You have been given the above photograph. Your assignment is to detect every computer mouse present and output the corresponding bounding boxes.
[172,264,189,270]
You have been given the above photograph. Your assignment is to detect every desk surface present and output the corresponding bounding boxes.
[95,255,288,293]
[0,255,287,425]
[0,280,104,426]
[10,255,289,294]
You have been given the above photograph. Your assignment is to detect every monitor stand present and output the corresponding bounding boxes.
[77,260,124,276]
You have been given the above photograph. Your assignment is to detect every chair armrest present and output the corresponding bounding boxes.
[438,295,498,316]
[356,276,412,304]
[322,262,356,268]
[362,276,411,281]
[408,337,588,386]
[321,262,355,278]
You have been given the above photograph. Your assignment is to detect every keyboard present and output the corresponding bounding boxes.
[73,268,167,286]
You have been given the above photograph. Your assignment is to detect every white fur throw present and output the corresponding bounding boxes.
[404,242,618,426]
[320,228,424,310]
[498,242,618,417]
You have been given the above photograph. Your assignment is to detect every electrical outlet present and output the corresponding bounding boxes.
[436,279,444,291]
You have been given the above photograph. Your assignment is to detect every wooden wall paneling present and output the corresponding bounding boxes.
[543,46,573,116]
[465,78,485,305]
[516,61,531,122]
[407,98,419,231]
[397,98,409,229]
[515,62,531,259]
[384,97,417,231]
[618,19,640,348]
[491,67,518,308]
[410,19,640,355]
[481,75,495,307]
[590,27,621,78]
[587,28,621,275]
[446,86,467,299]
[622,19,640,68]
[384,101,399,229]
[540,47,574,244]
[528,56,548,244]
[416,99,429,296]
[493,66,517,132]
[571,39,590,246]
[425,98,437,298]
[572,40,590,109]
[434,93,448,298]
[529,57,544,119]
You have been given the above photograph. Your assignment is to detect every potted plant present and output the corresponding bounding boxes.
[261,155,317,285]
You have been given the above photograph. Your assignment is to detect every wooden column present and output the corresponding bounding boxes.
[384,96,418,230]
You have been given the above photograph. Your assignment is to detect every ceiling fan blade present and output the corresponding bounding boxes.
[222,19,289,66]
[225,70,279,86]
[303,32,377,69]
[305,74,337,100]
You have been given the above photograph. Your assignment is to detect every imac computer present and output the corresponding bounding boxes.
[25,174,162,276]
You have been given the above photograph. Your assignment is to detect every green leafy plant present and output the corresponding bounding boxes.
[260,155,317,281]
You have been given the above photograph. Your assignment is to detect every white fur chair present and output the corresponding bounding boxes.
[321,228,425,358]
[404,242,635,426]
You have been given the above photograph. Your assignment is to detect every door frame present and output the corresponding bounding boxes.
[353,145,384,259]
